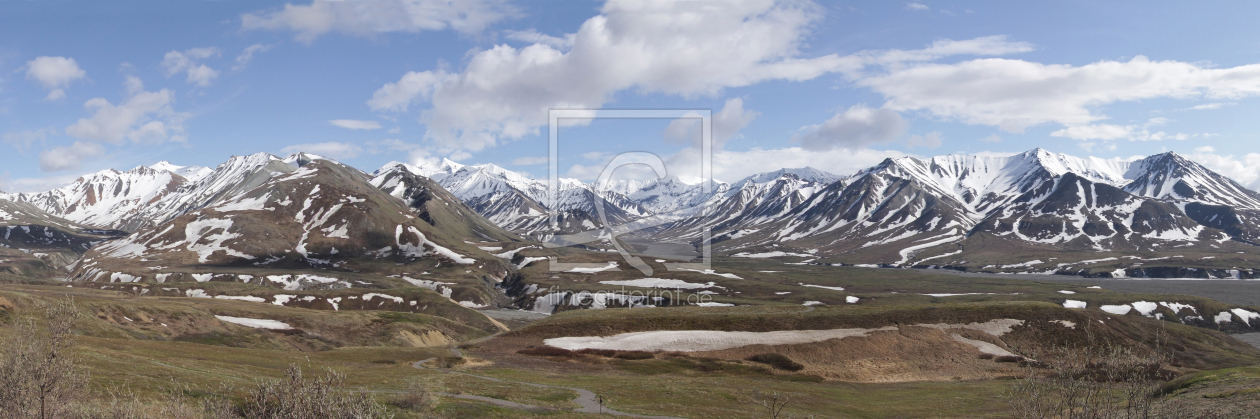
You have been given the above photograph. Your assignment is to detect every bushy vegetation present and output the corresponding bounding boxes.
[239,364,391,419]
[0,297,88,419]
[1003,326,1215,419]
[0,297,397,419]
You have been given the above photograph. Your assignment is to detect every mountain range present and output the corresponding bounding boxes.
[1,148,1258,282]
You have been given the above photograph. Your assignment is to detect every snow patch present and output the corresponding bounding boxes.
[214,315,293,330]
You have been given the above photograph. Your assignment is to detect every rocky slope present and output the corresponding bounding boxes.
[67,154,519,307]
[0,199,124,277]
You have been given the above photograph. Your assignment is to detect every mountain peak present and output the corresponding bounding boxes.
[738,167,842,185]
[282,152,327,168]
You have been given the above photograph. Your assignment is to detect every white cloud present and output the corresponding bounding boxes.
[367,70,450,112]
[1189,102,1234,111]
[512,156,549,166]
[906,131,943,149]
[864,55,1260,134]
[792,104,907,150]
[161,47,222,86]
[662,98,760,149]
[375,0,856,151]
[1050,124,1132,141]
[906,3,929,11]
[979,134,1002,143]
[25,56,86,101]
[39,141,105,172]
[504,29,574,49]
[1187,151,1260,190]
[2,129,51,152]
[329,119,383,130]
[242,0,516,43]
[64,77,188,145]
[1050,122,1209,142]
[376,9,1031,153]
[281,142,363,160]
[233,44,275,71]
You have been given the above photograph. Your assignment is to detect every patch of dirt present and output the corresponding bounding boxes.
[399,329,452,347]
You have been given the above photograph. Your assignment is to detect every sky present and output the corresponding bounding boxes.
[5,0,1260,192]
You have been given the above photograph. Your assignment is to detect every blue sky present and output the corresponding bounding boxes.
[5,0,1260,192]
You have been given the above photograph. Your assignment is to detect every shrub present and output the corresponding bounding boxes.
[1004,326,1187,419]
[612,351,655,360]
[0,297,88,419]
[238,364,391,419]
[389,380,437,413]
[746,354,805,372]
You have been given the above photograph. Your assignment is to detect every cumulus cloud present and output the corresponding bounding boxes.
[504,29,574,49]
[241,0,516,43]
[864,55,1260,134]
[39,141,105,172]
[281,142,363,160]
[792,105,907,151]
[25,56,87,101]
[233,44,275,71]
[161,47,222,86]
[662,98,760,149]
[1187,150,1260,190]
[373,0,855,151]
[367,70,450,112]
[329,119,383,130]
[372,3,1032,153]
[64,76,188,145]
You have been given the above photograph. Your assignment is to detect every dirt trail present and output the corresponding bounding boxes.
[412,358,683,418]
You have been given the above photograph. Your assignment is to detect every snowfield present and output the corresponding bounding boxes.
[544,319,1025,352]
[599,278,720,289]
[214,315,293,330]
[544,327,900,352]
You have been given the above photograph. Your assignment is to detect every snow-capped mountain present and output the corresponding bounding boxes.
[372,160,649,239]
[2,160,218,232]
[74,155,511,285]
[7,146,1260,277]
[652,168,840,242]
[684,149,1257,266]
[599,176,730,216]
[4,166,188,231]
[151,161,213,182]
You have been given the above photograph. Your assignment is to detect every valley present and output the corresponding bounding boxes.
[4,149,1260,417]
